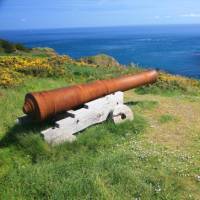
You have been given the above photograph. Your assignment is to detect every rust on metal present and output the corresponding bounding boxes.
[23,70,158,121]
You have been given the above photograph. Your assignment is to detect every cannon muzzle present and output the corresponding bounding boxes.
[23,70,158,121]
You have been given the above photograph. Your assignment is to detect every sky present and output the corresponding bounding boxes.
[0,0,200,30]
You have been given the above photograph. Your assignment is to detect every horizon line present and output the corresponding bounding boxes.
[1,23,200,32]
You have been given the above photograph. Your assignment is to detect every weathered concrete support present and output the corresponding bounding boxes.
[41,92,133,145]
[111,104,134,124]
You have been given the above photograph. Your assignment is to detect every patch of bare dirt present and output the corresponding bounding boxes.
[125,91,200,150]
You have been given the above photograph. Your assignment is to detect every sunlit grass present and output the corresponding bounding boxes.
[0,54,200,199]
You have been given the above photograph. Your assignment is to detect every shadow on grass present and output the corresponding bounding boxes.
[0,120,55,163]
[0,120,52,148]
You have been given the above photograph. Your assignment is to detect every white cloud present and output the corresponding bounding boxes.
[180,13,200,18]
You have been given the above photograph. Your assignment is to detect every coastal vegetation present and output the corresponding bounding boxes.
[0,39,199,199]
[0,39,31,54]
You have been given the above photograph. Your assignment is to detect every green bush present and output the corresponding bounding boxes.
[15,43,31,52]
[0,39,31,53]
[0,39,16,53]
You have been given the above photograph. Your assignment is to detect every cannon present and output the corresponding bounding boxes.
[23,70,158,121]
[20,70,158,144]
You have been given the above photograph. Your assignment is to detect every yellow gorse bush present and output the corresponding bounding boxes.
[0,55,71,88]
[0,68,23,87]
[0,54,102,88]
[159,72,200,90]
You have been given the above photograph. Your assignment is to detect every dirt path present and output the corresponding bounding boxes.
[125,91,200,151]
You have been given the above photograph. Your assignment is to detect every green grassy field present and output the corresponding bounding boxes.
[0,53,200,199]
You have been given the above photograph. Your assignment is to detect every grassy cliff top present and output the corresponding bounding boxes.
[0,42,200,199]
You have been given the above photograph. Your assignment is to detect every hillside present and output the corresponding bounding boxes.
[0,39,31,54]
[0,43,200,199]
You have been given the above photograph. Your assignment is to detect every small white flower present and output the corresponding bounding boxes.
[134,197,141,200]
[155,185,162,193]
[196,175,200,182]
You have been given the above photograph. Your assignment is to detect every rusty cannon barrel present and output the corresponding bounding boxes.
[23,70,158,122]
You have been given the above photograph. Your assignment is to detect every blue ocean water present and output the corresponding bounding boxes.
[1,25,200,78]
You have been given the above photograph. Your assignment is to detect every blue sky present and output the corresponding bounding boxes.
[1,0,200,30]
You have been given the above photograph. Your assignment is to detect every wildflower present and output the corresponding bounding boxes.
[196,175,200,182]
[155,185,161,193]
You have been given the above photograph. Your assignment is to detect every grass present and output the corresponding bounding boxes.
[126,100,159,111]
[0,53,200,199]
[159,114,178,124]
[0,78,148,199]
[0,78,200,200]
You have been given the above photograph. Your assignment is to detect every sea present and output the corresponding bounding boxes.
[1,24,200,79]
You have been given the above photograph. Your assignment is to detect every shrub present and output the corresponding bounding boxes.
[136,72,200,96]
[79,54,120,67]
[0,68,23,88]
[0,39,31,53]
[15,43,31,52]
[0,56,71,88]
[0,39,16,53]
